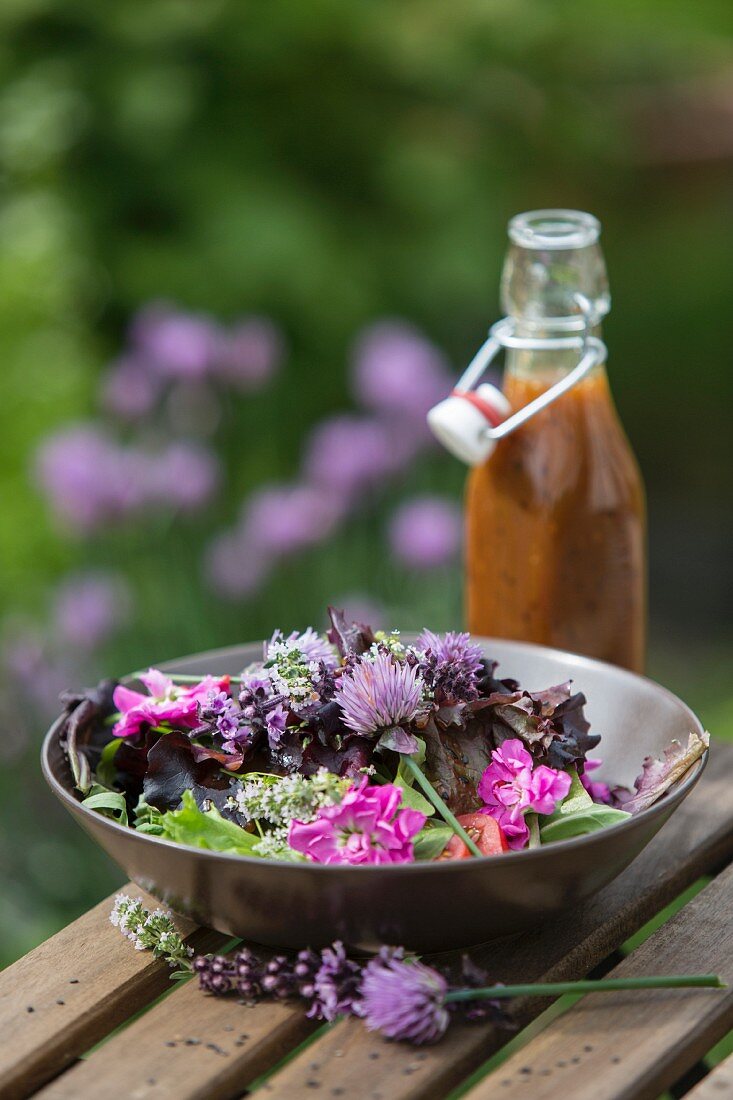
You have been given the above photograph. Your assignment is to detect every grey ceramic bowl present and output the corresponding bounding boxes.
[42,638,707,953]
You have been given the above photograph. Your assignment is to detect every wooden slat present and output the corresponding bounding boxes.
[0,885,224,1100]
[685,1053,733,1098]
[35,979,319,1100]
[256,743,733,1100]
[464,861,733,1100]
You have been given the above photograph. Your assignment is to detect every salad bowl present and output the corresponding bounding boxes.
[42,637,707,953]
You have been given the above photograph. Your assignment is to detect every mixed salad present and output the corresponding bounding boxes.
[59,608,708,864]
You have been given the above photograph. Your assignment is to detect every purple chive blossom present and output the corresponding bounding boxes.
[302,416,405,503]
[358,954,450,1045]
[101,356,161,421]
[241,483,343,557]
[580,759,612,804]
[417,630,484,702]
[130,302,220,380]
[150,440,221,511]
[288,778,426,865]
[52,570,132,650]
[477,739,572,850]
[388,496,462,571]
[35,425,143,531]
[351,320,452,426]
[204,533,270,599]
[308,941,362,1020]
[335,651,423,737]
[214,317,285,390]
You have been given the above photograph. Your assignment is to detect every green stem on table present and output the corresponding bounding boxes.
[400,754,483,858]
[444,974,725,1002]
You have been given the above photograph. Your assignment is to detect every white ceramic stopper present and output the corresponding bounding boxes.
[427,383,511,466]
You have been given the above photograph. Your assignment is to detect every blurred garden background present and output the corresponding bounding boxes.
[1,0,732,967]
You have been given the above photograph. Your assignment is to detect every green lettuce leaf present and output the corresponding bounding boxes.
[158,790,260,855]
[539,804,631,843]
[413,825,453,860]
[394,737,434,816]
[81,784,128,827]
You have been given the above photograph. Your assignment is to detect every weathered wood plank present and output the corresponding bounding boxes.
[0,885,224,1100]
[684,1053,733,1098]
[256,744,733,1100]
[464,861,733,1100]
[34,978,320,1100]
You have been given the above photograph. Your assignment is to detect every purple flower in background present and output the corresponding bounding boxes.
[52,571,132,650]
[302,416,404,504]
[242,483,342,557]
[215,317,285,390]
[351,321,451,425]
[204,533,270,598]
[417,630,484,701]
[478,739,571,850]
[151,441,221,511]
[388,496,462,570]
[101,356,161,421]
[35,425,143,531]
[580,759,612,804]
[358,954,449,1044]
[130,302,220,380]
[336,651,423,737]
[288,778,426,865]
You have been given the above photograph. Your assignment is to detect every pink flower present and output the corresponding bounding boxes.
[112,669,230,738]
[288,779,426,865]
[477,739,571,850]
[580,759,612,804]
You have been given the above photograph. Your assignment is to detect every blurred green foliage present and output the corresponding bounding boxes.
[1,0,732,965]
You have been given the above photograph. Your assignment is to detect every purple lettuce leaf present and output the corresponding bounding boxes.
[59,679,118,793]
[326,605,376,658]
[612,730,709,815]
[142,732,242,819]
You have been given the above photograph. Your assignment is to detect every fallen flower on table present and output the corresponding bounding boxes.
[110,894,193,975]
[109,898,725,1045]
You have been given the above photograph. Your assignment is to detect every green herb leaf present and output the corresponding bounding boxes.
[540,805,631,843]
[159,790,260,855]
[413,825,453,860]
[396,783,435,816]
[81,785,128,827]
[546,767,594,822]
[96,737,123,787]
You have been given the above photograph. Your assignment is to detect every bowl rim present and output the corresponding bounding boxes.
[41,635,709,875]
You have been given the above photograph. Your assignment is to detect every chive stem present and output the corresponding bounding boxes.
[401,755,483,858]
[444,974,725,1002]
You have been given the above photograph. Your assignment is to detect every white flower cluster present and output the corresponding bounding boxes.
[110,893,193,969]
[368,631,406,659]
[265,637,320,702]
[231,769,350,858]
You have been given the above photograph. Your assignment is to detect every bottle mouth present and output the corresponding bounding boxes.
[508,209,601,251]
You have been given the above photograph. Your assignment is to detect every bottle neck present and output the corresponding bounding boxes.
[506,318,605,381]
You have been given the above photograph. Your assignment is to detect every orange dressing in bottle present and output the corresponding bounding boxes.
[465,211,646,671]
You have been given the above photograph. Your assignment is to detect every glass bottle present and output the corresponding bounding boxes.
[465,210,646,671]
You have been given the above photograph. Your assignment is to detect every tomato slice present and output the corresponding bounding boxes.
[436,813,509,860]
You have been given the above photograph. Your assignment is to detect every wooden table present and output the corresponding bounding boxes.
[2,744,733,1100]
